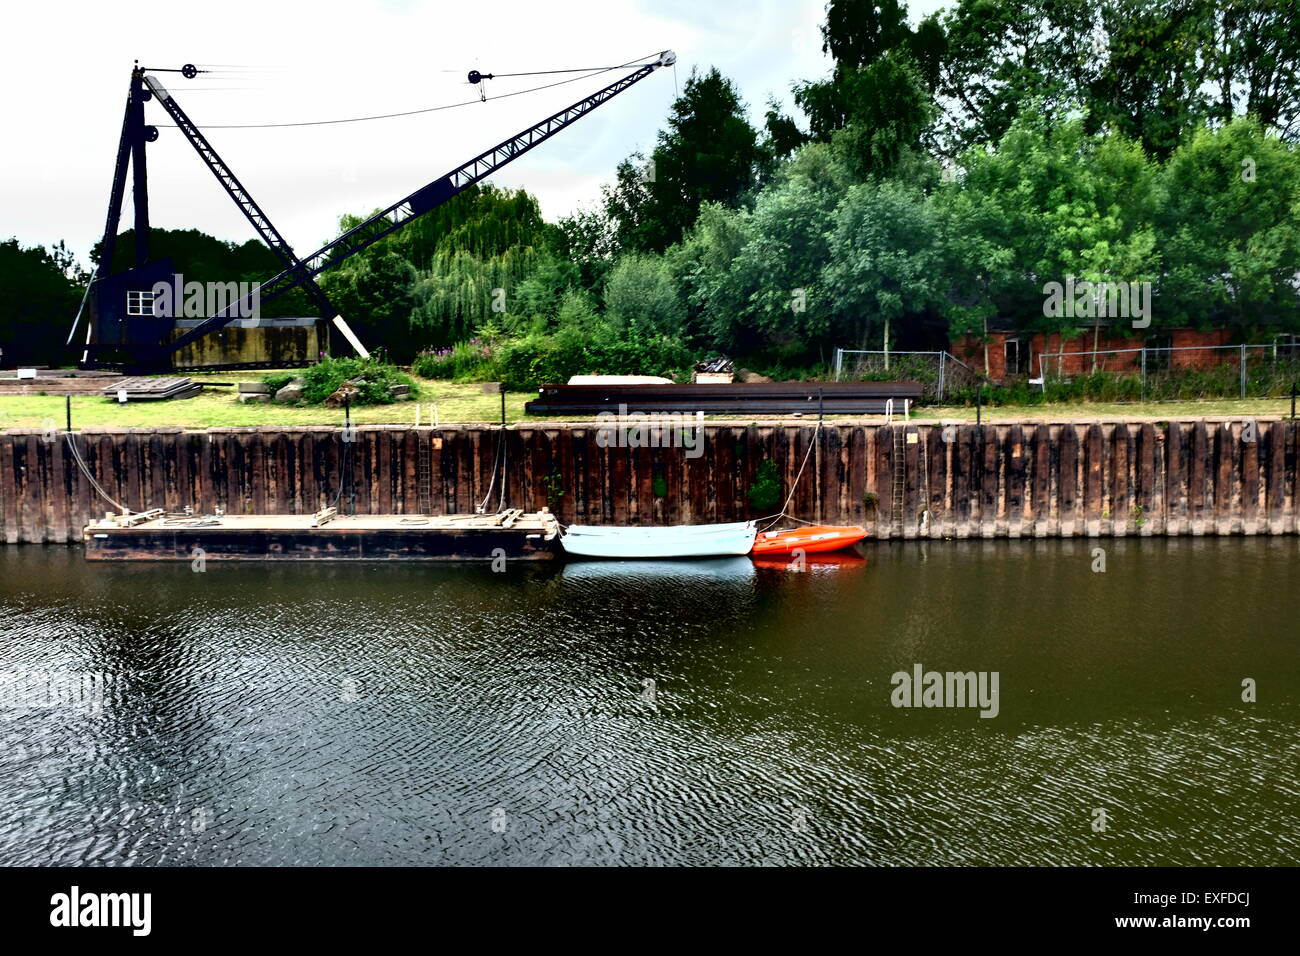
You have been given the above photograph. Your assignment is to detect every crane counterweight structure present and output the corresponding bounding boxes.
[77,51,675,373]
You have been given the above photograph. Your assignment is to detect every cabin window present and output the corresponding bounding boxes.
[1276,333,1300,359]
[1004,339,1029,376]
[126,290,156,316]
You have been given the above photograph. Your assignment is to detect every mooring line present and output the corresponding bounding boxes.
[64,431,138,514]
[759,419,823,531]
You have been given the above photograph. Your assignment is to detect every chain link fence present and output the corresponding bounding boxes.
[833,349,981,401]
[1036,343,1300,400]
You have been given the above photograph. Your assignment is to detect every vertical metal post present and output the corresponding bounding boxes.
[834,348,843,382]
[815,387,824,523]
[1291,382,1296,420]
[1140,347,1146,400]
[1240,344,1247,399]
[499,387,508,511]
[937,353,946,402]
[65,395,72,433]
[975,384,982,426]
[344,394,355,515]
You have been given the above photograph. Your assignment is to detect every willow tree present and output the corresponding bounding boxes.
[408,246,548,345]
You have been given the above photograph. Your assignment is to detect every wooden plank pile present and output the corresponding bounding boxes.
[0,370,124,396]
[100,377,203,401]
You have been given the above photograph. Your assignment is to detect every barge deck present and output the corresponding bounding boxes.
[82,508,560,561]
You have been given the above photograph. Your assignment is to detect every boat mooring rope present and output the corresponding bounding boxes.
[757,419,823,532]
[476,425,507,515]
[64,431,138,515]
[161,517,221,527]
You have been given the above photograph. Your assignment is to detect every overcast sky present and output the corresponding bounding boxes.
[2,0,949,269]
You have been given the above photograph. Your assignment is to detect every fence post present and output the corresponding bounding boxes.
[1140,348,1146,401]
[833,348,843,382]
[1240,344,1247,399]
[937,353,946,402]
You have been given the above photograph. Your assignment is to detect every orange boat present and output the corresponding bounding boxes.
[750,525,868,555]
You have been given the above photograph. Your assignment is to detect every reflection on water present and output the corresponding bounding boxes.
[0,538,1295,865]
[561,556,756,583]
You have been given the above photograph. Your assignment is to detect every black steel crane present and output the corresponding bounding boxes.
[76,51,675,373]
[140,72,368,359]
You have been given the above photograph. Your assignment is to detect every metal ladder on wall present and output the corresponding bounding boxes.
[891,424,906,537]
[417,433,433,516]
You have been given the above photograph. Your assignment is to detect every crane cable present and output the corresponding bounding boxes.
[159,51,665,130]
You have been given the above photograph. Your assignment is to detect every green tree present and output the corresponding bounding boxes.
[1086,0,1216,161]
[952,110,1161,363]
[933,0,1095,156]
[605,67,762,253]
[1155,117,1300,330]
[0,239,82,366]
[602,253,686,337]
[669,201,755,351]
[821,180,948,354]
[1203,0,1300,138]
[319,252,418,360]
[334,184,554,272]
[762,97,808,163]
[557,203,617,292]
[408,246,547,346]
[794,0,938,175]
[824,53,936,179]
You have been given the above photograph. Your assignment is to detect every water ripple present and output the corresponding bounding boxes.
[0,542,1295,865]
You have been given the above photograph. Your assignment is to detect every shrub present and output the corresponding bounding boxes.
[296,356,418,405]
[494,328,692,389]
[262,373,295,395]
[748,459,782,512]
[412,340,501,382]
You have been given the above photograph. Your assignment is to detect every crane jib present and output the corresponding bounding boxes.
[165,57,666,357]
[409,177,457,216]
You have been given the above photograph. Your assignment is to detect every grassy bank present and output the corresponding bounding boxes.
[0,380,1293,430]
[919,398,1295,422]
[0,378,532,428]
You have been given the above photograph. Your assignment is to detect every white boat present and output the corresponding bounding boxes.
[560,521,758,559]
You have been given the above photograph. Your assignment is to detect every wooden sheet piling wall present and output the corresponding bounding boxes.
[0,421,1296,544]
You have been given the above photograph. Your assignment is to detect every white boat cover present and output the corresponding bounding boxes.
[560,521,758,558]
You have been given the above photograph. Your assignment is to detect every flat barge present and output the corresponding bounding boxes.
[82,508,560,561]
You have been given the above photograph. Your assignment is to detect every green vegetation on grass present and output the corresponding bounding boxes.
[0,378,529,429]
[0,377,1292,432]
[264,356,419,405]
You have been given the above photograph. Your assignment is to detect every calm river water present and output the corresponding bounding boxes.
[0,539,1295,866]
